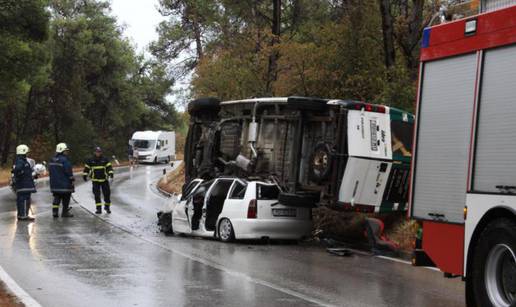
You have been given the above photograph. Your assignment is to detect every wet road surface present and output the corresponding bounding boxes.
[0,165,465,306]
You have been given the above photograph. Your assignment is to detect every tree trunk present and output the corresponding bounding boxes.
[1,102,15,165]
[396,0,426,79]
[378,0,396,68]
[266,0,281,95]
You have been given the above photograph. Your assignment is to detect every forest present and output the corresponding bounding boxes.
[0,0,473,164]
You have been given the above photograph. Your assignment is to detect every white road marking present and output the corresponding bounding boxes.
[0,265,42,307]
[80,201,334,306]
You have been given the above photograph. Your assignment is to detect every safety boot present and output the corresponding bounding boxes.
[52,205,59,218]
[62,207,74,218]
[95,203,102,214]
[104,203,111,214]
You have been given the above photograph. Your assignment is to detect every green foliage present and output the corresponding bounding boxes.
[0,0,185,165]
[156,0,424,113]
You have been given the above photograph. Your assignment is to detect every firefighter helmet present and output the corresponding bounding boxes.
[56,143,69,153]
[16,144,29,155]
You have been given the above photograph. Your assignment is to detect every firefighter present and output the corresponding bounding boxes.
[12,145,36,221]
[49,143,75,218]
[83,147,113,214]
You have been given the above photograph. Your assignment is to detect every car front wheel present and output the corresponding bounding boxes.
[218,218,235,243]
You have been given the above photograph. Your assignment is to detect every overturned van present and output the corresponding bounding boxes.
[184,96,414,213]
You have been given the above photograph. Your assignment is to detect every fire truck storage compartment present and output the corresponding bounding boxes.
[473,44,516,192]
[412,53,477,223]
[482,0,516,12]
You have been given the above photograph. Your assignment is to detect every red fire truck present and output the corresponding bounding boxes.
[410,4,516,307]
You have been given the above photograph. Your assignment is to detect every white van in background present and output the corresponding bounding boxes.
[130,131,175,164]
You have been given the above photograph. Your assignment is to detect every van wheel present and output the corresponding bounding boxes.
[309,142,333,183]
[470,218,516,307]
[218,218,235,243]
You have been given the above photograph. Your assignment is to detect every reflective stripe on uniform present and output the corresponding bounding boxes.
[92,179,106,182]
[104,203,111,206]
[16,188,35,192]
[96,203,102,207]
[52,205,59,209]
[106,162,112,167]
[92,166,106,170]
[51,188,73,192]
[49,162,64,167]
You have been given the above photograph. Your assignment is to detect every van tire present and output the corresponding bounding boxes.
[309,143,333,183]
[278,192,319,208]
[154,157,158,164]
[470,218,516,307]
[188,97,221,115]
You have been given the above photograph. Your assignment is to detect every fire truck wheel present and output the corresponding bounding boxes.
[309,143,333,183]
[470,218,516,307]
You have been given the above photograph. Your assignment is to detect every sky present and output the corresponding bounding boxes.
[110,0,189,108]
[110,0,164,55]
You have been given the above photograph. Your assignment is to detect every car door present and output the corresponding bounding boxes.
[172,179,202,234]
[202,178,235,232]
[221,179,248,219]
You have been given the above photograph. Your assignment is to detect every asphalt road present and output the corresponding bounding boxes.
[0,164,465,307]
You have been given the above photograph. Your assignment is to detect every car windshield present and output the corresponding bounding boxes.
[133,139,156,150]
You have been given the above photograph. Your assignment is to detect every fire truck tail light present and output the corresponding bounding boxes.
[463,206,468,220]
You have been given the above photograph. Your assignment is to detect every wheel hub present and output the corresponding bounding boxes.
[486,244,516,307]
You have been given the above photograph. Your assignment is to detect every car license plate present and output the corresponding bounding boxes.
[272,208,296,217]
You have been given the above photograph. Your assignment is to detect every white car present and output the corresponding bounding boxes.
[168,177,312,242]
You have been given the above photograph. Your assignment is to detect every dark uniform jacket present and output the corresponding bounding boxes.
[12,155,36,194]
[83,156,113,182]
[49,154,74,193]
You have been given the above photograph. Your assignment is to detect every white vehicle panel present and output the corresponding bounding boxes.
[171,178,312,240]
[464,193,516,274]
[347,110,392,160]
[412,53,477,223]
[338,157,392,209]
[473,45,516,192]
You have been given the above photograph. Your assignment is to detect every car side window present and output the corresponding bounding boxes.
[228,181,247,199]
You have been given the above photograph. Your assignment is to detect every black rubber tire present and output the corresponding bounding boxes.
[154,157,158,164]
[308,142,334,183]
[286,96,328,111]
[278,192,319,208]
[157,211,173,234]
[187,97,221,115]
[218,218,235,243]
[469,218,516,307]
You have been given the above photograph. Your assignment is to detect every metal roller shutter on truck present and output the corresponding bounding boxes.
[474,44,516,192]
[412,54,477,223]
[481,0,516,12]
